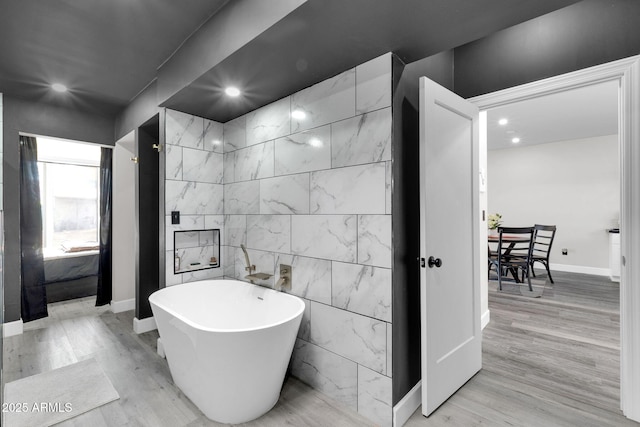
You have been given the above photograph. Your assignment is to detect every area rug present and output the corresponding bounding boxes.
[4,357,119,427]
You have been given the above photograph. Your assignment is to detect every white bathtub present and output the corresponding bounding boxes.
[149,279,304,423]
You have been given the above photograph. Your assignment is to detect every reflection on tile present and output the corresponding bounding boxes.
[165,181,223,215]
[224,181,260,214]
[357,365,392,427]
[183,148,223,184]
[234,141,274,182]
[224,152,235,184]
[275,254,331,304]
[246,215,291,253]
[223,115,246,152]
[291,69,355,133]
[260,174,309,214]
[358,215,392,268]
[331,108,391,168]
[331,262,391,322]
[291,339,357,410]
[224,215,246,247]
[310,163,386,214]
[166,109,203,149]
[165,144,182,181]
[310,302,387,374]
[355,52,392,115]
[291,215,356,262]
[274,126,331,175]
[246,97,291,146]
[204,119,224,153]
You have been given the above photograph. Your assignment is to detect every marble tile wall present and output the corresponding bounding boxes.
[221,53,393,427]
[164,110,225,286]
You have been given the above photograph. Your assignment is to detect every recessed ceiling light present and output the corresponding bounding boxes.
[225,87,240,97]
[51,83,68,93]
[291,109,306,120]
[498,118,508,125]
[512,137,521,143]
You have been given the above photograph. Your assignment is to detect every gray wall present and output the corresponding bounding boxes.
[454,0,640,98]
[2,95,114,322]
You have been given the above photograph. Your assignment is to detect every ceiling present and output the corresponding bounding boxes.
[487,80,618,150]
[0,0,580,121]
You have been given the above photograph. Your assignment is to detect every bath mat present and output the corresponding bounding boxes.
[4,357,119,427]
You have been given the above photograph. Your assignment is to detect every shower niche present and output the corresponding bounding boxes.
[174,229,220,274]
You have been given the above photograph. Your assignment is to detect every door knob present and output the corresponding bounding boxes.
[428,256,442,268]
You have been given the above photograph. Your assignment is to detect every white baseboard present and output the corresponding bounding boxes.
[548,263,610,277]
[133,316,157,334]
[393,380,421,427]
[111,298,135,313]
[481,310,490,330]
[3,319,24,337]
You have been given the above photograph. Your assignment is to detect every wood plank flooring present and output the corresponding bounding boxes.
[406,271,638,427]
[3,271,638,426]
[2,298,372,427]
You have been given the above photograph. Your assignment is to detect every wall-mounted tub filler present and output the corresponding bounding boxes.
[240,244,273,284]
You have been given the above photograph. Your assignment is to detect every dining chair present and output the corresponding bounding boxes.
[488,226,535,291]
[529,224,557,283]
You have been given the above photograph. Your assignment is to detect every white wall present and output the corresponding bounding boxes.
[112,133,136,304]
[488,134,619,272]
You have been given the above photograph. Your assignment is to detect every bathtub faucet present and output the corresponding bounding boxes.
[240,244,255,274]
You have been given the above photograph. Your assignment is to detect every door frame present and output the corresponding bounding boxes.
[469,55,640,422]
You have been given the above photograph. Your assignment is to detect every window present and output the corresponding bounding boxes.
[37,138,102,253]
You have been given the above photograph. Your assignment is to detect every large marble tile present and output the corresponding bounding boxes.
[165,144,182,181]
[204,119,224,153]
[183,148,223,184]
[291,215,357,262]
[246,96,291,146]
[166,109,203,149]
[385,161,392,214]
[174,230,200,250]
[355,52,392,115]
[274,254,331,305]
[291,339,358,411]
[223,115,246,152]
[274,125,331,175]
[224,181,260,214]
[310,163,386,214]
[246,215,291,253]
[165,181,224,215]
[357,365,392,427]
[165,215,204,251]
[260,173,310,214]
[176,245,215,270]
[386,324,392,377]
[224,215,246,247]
[331,108,391,168]
[331,262,391,322]
[291,69,356,133]
[204,215,224,233]
[180,266,224,284]
[310,302,387,374]
[223,152,235,184]
[222,245,235,277]
[297,299,311,341]
[357,215,392,268]
[234,141,274,182]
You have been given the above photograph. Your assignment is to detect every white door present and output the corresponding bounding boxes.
[419,76,482,416]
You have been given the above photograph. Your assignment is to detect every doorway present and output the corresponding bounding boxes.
[470,55,640,421]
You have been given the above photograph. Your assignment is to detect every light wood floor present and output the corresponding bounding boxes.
[3,271,638,426]
[406,270,638,427]
[2,298,373,426]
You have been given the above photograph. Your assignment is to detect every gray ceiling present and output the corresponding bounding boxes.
[0,0,580,122]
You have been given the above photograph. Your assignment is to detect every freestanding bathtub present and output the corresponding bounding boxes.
[149,279,304,424]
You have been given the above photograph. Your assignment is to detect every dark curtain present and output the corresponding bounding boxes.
[96,147,113,306]
[20,136,48,322]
